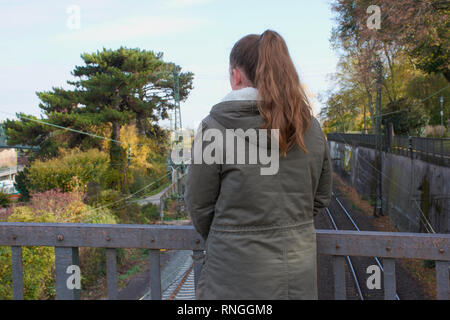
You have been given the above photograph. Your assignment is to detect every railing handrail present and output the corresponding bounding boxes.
[0,222,205,250]
[0,222,449,259]
[0,222,448,300]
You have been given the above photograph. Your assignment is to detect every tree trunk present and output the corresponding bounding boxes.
[110,121,127,192]
[136,115,146,136]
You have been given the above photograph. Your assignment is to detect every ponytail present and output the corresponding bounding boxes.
[230,30,312,156]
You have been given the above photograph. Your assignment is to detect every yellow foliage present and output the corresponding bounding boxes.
[120,124,159,171]
[27,149,109,193]
[0,193,117,299]
[0,208,56,300]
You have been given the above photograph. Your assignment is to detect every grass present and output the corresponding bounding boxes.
[119,265,142,281]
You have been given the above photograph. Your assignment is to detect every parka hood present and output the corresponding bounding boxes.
[209,87,263,131]
[209,100,264,131]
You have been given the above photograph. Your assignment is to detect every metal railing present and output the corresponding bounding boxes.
[0,222,448,300]
[328,133,450,167]
[391,136,450,166]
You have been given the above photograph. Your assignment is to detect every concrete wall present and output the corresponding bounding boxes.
[329,141,450,234]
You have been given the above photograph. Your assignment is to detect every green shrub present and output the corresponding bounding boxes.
[88,189,122,210]
[0,192,11,208]
[25,149,109,193]
[140,203,160,223]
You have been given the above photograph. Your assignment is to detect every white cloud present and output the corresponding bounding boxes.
[163,0,213,8]
[53,15,209,42]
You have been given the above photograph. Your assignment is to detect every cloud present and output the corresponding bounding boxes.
[53,15,209,42]
[163,0,213,8]
[0,3,51,30]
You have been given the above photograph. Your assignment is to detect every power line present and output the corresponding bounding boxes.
[63,172,171,223]
[0,109,124,145]
[373,84,450,119]
[0,109,158,148]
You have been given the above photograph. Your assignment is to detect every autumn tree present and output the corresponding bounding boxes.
[324,0,449,134]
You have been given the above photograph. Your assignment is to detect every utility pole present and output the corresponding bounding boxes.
[125,143,131,194]
[373,58,383,217]
[173,70,182,131]
[172,70,183,217]
[440,96,444,137]
[363,104,367,134]
[440,96,446,136]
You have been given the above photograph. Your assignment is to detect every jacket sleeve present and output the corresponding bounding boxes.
[313,136,333,216]
[184,122,221,241]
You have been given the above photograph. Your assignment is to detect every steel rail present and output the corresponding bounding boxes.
[325,207,365,300]
[332,192,401,300]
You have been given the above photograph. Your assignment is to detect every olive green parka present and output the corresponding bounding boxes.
[185,88,332,300]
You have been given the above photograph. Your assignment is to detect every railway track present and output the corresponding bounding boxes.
[139,250,196,300]
[324,192,400,300]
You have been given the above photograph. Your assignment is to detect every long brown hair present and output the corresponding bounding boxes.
[229,30,312,155]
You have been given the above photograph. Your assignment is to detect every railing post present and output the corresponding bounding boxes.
[160,196,165,222]
[436,261,449,300]
[106,248,118,300]
[192,250,204,289]
[11,246,23,300]
[432,138,435,163]
[383,258,396,300]
[332,255,346,300]
[149,249,162,300]
[55,247,80,300]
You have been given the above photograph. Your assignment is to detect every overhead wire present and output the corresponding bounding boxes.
[63,172,171,223]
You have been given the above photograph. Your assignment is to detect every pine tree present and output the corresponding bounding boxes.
[4,47,194,191]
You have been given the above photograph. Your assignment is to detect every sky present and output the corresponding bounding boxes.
[0,0,339,129]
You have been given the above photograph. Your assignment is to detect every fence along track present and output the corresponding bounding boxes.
[327,133,450,167]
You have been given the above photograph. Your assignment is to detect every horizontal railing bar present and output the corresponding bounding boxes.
[316,230,450,261]
[0,223,449,261]
[0,223,204,250]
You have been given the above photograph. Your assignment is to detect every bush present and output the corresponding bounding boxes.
[0,192,11,208]
[88,189,122,210]
[139,203,160,223]
[0,190,117,299]
[0,207,55,300]
[25,149,109,193]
